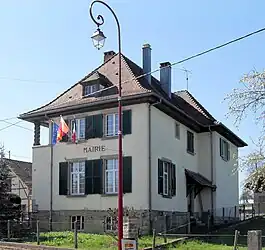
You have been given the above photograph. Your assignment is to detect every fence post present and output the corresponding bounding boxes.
[74,221,78,249]
[152,229,156,250]
[234,206,237,219]
[248,230,262,250]
[252,203,254,217]
[36,220,40,245]
[243,205,246,220]
[233,230,239,250]
[7,220,10,240]
[207,210,210,231]
[258,202,261,215]
[222,207,225,221]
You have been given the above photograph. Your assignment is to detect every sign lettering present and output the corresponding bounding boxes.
[83,145,106,153]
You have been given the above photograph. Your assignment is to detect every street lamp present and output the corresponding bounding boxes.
[89,1,124,250]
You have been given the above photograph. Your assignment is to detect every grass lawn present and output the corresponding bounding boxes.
[167,240,257,249]
[29,231,166,249]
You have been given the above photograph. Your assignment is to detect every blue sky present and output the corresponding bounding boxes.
[0,0,264,189]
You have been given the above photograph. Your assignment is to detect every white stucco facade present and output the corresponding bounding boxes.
[32,103,240,214]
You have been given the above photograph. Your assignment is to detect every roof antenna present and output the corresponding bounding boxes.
[182,67,192,91]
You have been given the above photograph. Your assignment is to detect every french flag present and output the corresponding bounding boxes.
[72,120,77,144]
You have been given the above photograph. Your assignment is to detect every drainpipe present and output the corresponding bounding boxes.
[148,99,162,233]
[208,126,214,215]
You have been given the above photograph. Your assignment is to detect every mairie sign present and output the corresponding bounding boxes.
[83,145,106,153]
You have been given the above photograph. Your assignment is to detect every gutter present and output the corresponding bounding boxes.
[148,99,162,233]
[208,126,214,214]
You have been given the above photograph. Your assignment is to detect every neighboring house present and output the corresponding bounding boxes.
[19,45,247,233]
[4,158,32,219]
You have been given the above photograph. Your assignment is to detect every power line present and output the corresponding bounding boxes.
[0,120,32,132]
[1,26,264,119]
[0,121,23,132]
[122,26,265,85]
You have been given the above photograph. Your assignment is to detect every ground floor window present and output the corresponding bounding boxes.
[71,215,84,231]
[105,216,117,231]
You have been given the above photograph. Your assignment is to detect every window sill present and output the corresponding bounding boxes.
[221,156,229,162]
[187,150,195,156]
[66,195,87,198]
[101,193,118,197]
[161,194,173,199]
[66,139,86,145]
[101,135,125,140]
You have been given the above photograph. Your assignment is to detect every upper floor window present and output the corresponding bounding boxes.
[70,161,85,195]
[105,113,118,137]
[187,131,194,154]
[220,138,230,161]
[71,118,85,140]
[175,123,180,139]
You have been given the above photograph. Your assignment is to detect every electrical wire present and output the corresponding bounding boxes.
[0,121,23,132]
[0,120,32,131]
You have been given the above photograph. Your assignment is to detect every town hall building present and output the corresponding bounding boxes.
[19,44,247,233]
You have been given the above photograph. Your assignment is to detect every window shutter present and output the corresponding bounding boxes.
[61,119,69,142]
[158,159,163,195]
[85,116,93,139]
[123,156,132,193]
[59,162,69,195]
[85,160,93,194]
[93,114,103,138]
[123,110,132,135]
[227,143,230,161]
[220,138,223,157]
[85,160,103,194]
[92,159,103,194]
[171,164,176,196]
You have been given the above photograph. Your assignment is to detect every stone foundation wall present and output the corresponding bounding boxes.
[33,210,188,235]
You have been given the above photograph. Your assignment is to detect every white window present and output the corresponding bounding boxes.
[70,161,85,195]
[104,159,118,194]
[105,113,118,137]
[71,215,84,231]
[84,84,98,96]
[220,138,230,161]
[163,162,170,196]
[71,118,85,140]
[105,216,117,231]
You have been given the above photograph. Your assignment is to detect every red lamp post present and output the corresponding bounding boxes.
[89,1,123,250]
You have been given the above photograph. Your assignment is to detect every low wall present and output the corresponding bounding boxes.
[0,242,73,250]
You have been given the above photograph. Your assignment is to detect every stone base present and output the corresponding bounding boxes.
[33,210,188,235]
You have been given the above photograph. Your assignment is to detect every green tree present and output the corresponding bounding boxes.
[0,146,22,236]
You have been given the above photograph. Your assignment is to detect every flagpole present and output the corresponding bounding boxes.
[49,119,54,231]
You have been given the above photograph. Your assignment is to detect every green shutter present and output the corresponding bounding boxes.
[158,159,163,195]
[61,119,69,142]
[220,138,223,157]
[92,159,103,194]
[85,160,103,194]
[171,164,176,196]
[85,116,93,139]
[93,114,103,138]
[123,110,132,135]
[85,160,93,194]
[59,162,69,195]
[123,156,132,193]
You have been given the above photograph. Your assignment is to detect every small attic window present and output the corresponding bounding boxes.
[83,83,104,97]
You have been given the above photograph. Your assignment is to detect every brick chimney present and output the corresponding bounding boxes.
[104,51,115,62]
